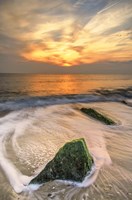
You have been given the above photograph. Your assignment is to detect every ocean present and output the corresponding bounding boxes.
[0,74,132,200]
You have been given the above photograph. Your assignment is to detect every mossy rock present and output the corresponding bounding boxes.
[80,108,116,125]
[30,138,93,184]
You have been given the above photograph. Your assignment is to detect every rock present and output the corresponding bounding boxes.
[30,138,93,184]
[121,100,132,107]
[80,108,116,125]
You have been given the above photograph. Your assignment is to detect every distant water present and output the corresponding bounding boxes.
[0,74,132,200]
[0,74,132,110]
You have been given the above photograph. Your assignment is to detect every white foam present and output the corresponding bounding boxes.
[0,146,32,193]
[1,102,130,194]
[0,111,35,193]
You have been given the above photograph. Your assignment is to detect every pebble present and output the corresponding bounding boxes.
[47,193,55,199]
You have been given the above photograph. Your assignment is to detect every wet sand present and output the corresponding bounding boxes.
[0,102,132,200]
[0,110,11,118]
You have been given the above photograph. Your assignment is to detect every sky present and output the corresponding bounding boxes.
[0,0,132,73]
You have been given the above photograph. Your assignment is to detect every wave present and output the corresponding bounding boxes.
[0,87,132,111]
[95,87,132,98]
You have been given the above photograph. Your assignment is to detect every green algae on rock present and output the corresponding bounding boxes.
[80,108,116,125]
[30,138,93,184]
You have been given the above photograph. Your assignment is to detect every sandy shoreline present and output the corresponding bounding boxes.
[0,102,132,199]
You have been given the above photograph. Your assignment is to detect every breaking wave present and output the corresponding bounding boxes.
[0,87,132,111]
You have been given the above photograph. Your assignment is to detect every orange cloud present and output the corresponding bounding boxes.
[21,4,132,67]
[1,0,131,67]
[22,29,132,66]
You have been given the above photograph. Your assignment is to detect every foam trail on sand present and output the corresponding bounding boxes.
[0,106,110,194]
[0,112,35,193]
[1,102,131,199]
[0,136,32,193]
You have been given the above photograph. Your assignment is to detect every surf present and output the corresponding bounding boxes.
[0,101,132,199]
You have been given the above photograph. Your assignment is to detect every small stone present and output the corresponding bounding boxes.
[47,193,55,199]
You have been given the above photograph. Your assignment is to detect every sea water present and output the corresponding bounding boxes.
[0,74,132,200]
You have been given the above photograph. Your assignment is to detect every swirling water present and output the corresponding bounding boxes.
[0,74,132,200]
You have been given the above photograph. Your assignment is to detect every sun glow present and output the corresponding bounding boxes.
[22,28,132,67]
[1,0,131,67]
[21,12,132,67]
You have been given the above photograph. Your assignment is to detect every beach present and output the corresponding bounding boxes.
[0,74,132,199]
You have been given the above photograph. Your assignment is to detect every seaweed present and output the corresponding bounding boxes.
[30,138,93,184]
[80,108,116,125]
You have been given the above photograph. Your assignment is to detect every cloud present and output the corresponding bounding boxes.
[97,0,121,14]
[0,0,132,67]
